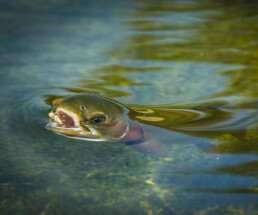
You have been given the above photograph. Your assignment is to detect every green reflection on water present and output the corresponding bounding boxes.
[106,0,258,102]
[0,0,258,214]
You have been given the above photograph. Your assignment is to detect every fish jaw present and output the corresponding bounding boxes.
[47,107,81,128]
[46,108,103,141]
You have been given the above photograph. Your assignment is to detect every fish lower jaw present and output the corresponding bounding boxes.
[46,122,94,138]
[46,122,83,131]
[45,122,103,141]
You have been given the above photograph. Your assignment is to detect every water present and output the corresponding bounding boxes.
[0,0,257,214]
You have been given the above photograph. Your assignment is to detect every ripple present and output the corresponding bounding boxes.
[129,103,258,134]
[3,89,50,137]
[131,106,208,124]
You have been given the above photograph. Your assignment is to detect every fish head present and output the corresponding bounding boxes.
[46,94,130,142]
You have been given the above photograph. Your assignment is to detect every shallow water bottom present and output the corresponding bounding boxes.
[0,88,257,215]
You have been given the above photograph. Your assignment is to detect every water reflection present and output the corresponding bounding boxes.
[119,0,257,64]
[108,0,258,101]
[76,64,169,98]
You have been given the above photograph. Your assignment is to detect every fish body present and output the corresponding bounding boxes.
[46,94,167,157]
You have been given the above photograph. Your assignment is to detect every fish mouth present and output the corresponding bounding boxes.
[48,108,81,128]
[46,108,102,141]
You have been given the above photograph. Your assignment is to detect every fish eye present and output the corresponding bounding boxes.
[80,105,86,111]
[90,115,106,124]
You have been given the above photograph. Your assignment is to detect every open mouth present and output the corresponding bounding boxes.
[46,108,86,133]
[50,109,78,128]
[57,111,76,127]
[46,108,106,142]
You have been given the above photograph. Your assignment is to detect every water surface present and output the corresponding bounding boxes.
[0,0,257,214]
